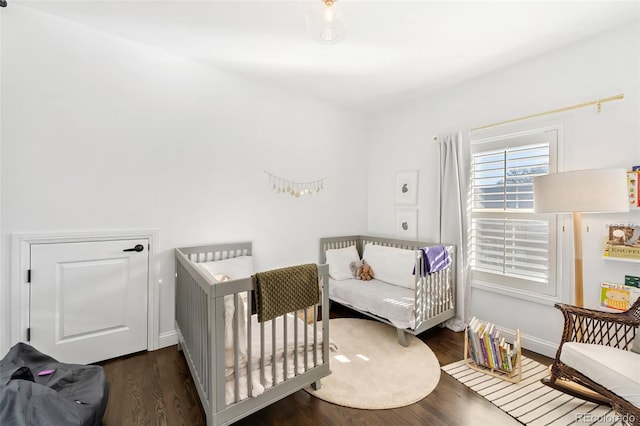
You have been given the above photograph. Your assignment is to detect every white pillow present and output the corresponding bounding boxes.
[363,243,416,289]
[196,255,254,282]
[325,245,360,280]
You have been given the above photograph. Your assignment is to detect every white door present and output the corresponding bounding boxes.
[29,239,148,364]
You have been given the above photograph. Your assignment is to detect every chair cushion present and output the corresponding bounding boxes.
[560,342,640,408]
[632,329,640,354]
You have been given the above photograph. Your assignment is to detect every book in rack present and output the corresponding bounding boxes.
[463,317,522,383]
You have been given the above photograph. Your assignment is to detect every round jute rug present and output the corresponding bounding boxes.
[305,318,440,409]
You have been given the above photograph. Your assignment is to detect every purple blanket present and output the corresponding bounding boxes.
[414,245,451,276]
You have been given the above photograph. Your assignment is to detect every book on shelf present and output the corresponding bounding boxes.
[625,275,640,288]
[502,340,512,372]
[600,281,640,311]
[466,317,518,373]
[466,317,478,362]
[603,224,640,260]
[628,171,640,208]
[498,337,507,371]
[483,328,495,369]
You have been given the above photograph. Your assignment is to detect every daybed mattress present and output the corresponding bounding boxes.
[329,278,415,329]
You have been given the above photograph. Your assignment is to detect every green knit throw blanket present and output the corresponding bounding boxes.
[253,263,319,323]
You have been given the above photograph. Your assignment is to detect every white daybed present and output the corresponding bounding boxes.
[175,242,331,426]
[320,235,456,346]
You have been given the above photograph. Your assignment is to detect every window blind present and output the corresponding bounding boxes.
[471,141,552,286]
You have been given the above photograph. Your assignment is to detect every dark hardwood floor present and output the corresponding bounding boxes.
[100,305,552,425]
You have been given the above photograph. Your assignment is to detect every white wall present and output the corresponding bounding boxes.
[0,6,368,353]
[367,21,640,357]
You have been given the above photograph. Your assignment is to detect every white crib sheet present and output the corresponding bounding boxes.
[329,278,415,329]
[224,312,327,405]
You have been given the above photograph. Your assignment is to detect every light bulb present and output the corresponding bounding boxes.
[308,0,344,44]
[324,4,334,23]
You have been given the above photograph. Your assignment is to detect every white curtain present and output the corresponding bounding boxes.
[438,132,471,332]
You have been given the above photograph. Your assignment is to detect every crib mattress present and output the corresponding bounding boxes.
[329,278,415,329]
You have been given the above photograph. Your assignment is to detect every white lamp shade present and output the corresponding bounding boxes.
[533,168,630,213]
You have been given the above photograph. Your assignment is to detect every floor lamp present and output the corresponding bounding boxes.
[533,168,629,307]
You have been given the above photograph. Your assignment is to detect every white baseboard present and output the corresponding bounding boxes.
[158,330,178,349]
[520,335,557,359]
[156,326,558,358]
[496,326,557,359]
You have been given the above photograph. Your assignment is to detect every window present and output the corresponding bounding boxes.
[470,129,558,296]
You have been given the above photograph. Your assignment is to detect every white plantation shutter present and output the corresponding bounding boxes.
[471,130,558,296]
[471,218,549,281]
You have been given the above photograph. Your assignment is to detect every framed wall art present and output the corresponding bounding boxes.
[395,209,418,240]
[395,170,418,205]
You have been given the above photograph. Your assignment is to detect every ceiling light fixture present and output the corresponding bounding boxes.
[320,0,338,43]
[304,0,346,44]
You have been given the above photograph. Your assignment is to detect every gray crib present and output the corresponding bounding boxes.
[175,242,330,426]
[320,235,456,345]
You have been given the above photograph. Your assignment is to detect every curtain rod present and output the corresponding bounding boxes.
[471,93,624,131]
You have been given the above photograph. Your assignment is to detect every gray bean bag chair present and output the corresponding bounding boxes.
[0,343,109,426]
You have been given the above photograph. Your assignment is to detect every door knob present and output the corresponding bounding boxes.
[123,244,144,253]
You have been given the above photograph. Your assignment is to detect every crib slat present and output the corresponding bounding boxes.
[260,322,265,386]
[440,270,444,314]
[294,310,299,376]
[436,272,441,316]
[214,296,226,413]
[272,319,276,388]
[233,293,240,403]
[415,251,423,323]
[205,284,210,396]
[303,310,308,370]
[440,270,445,314]
[428,272,433,317]
[436,271,441,315]
[201,283,208,398]
[246,291,252,399]
[283,314,288,381]
[313,307,318,367]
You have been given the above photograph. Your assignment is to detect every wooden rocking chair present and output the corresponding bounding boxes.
[542,297,640,426]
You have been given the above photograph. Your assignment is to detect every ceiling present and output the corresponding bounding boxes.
[13,0,640,112]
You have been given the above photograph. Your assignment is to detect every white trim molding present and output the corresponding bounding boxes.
[471,278,562,307]
[11,229,161,352]
[495,325,558,359]
[158,330,178,349]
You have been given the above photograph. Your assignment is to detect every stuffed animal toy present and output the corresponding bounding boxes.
[359,261,374,281]
[350,260,364,280]
[350,260,375,280]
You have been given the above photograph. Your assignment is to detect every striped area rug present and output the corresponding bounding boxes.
[442,356,623,425]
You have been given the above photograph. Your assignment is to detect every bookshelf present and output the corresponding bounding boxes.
[602,256,640,263]
[464,318,522,384]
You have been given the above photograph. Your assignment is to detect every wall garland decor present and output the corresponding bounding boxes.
[265,171,326,198]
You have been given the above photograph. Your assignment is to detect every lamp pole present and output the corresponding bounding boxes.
[572,212,583,307]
